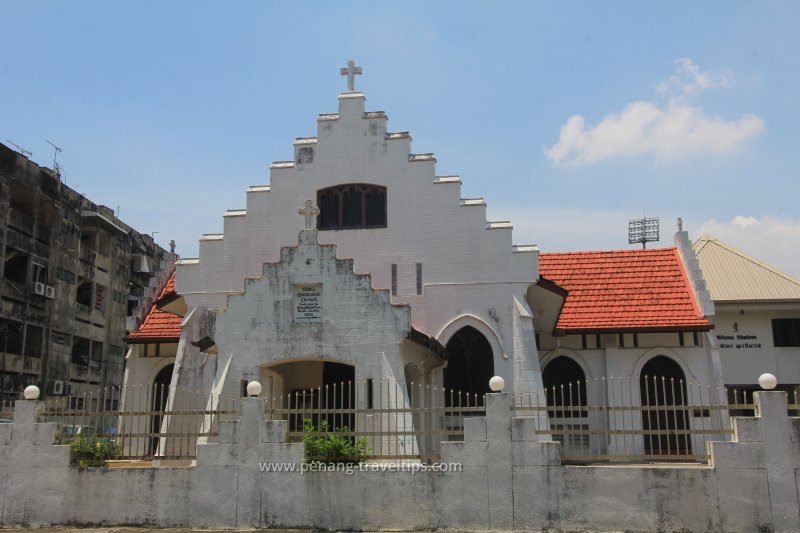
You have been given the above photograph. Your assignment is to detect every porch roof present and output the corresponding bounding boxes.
[125,271,182,343]
[539,247,711,335]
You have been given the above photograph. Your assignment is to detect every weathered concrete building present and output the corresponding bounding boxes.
[0,142,174,401]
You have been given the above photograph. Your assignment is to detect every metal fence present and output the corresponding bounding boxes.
[727,386,800,416]
[515,376,800,464]
[265,379,485,462]
[38,384,240,460]
[14,376,799,466]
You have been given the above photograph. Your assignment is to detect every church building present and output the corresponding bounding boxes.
[123,62,724,459]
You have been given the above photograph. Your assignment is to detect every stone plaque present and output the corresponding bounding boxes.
[294,284,322,322]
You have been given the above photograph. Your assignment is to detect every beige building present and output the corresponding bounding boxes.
[693,235,800,406]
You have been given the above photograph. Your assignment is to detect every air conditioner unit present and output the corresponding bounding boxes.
[32,282,46,295]
[47,380,64,395]
[65,382,76,396]
[45,285,56,299]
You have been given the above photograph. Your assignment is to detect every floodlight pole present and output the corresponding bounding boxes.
[628,217,660,249]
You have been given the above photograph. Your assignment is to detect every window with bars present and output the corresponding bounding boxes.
[317,184,386,230]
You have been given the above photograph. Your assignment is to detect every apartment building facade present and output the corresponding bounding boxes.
[0,142,173,402]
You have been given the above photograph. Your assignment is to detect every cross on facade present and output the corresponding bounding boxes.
[299,200,319,230]
[340,59,362,92]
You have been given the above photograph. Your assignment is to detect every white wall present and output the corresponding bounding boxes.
[714,304,800,385]
[3,393,800,532]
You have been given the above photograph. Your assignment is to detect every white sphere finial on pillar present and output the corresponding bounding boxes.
[23,385,40,400]
[246,381,262,397]
[758,373,777,390]
[489,376,505,392]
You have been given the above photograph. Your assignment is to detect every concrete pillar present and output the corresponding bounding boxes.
[755,391,800,533]
[710,391,800,532]
[1,400,69,525]
[194,395,303,528]
[484,392,514,530]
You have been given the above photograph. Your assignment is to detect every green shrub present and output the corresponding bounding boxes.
[302,418,368,464]
[70,433,122,468]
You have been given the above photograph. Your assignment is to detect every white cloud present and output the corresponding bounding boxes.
[730,215,759,228]
[545,59,764,166]
[656,58,734,101]
[693,216,800,278]
[545,102,763,165]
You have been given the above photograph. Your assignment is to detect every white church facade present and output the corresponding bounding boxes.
[170,66,545,407]
[123,62,737,461]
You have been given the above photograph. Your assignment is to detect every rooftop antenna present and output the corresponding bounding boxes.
[5,140,32,158]
[628,216,659,249]
[46,140,63,182]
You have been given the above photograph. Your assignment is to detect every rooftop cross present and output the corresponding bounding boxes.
[299,200,320,230]
[340,59,362,92]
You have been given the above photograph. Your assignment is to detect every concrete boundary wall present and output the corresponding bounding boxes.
[1,393,799,532]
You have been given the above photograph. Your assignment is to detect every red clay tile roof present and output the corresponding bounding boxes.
[125,271,182,342]
[539,247,710,334]
[161,271,176,295]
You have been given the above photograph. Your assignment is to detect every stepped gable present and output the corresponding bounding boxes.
[175,83,536,319]
[125,271,182,342]
[539,247,711,334]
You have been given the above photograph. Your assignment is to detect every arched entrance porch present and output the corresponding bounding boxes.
[261,359,355,433]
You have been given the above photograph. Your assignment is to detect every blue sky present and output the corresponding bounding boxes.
[2,1,799,276]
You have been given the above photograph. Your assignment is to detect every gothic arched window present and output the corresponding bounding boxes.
[317,184,386,230]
